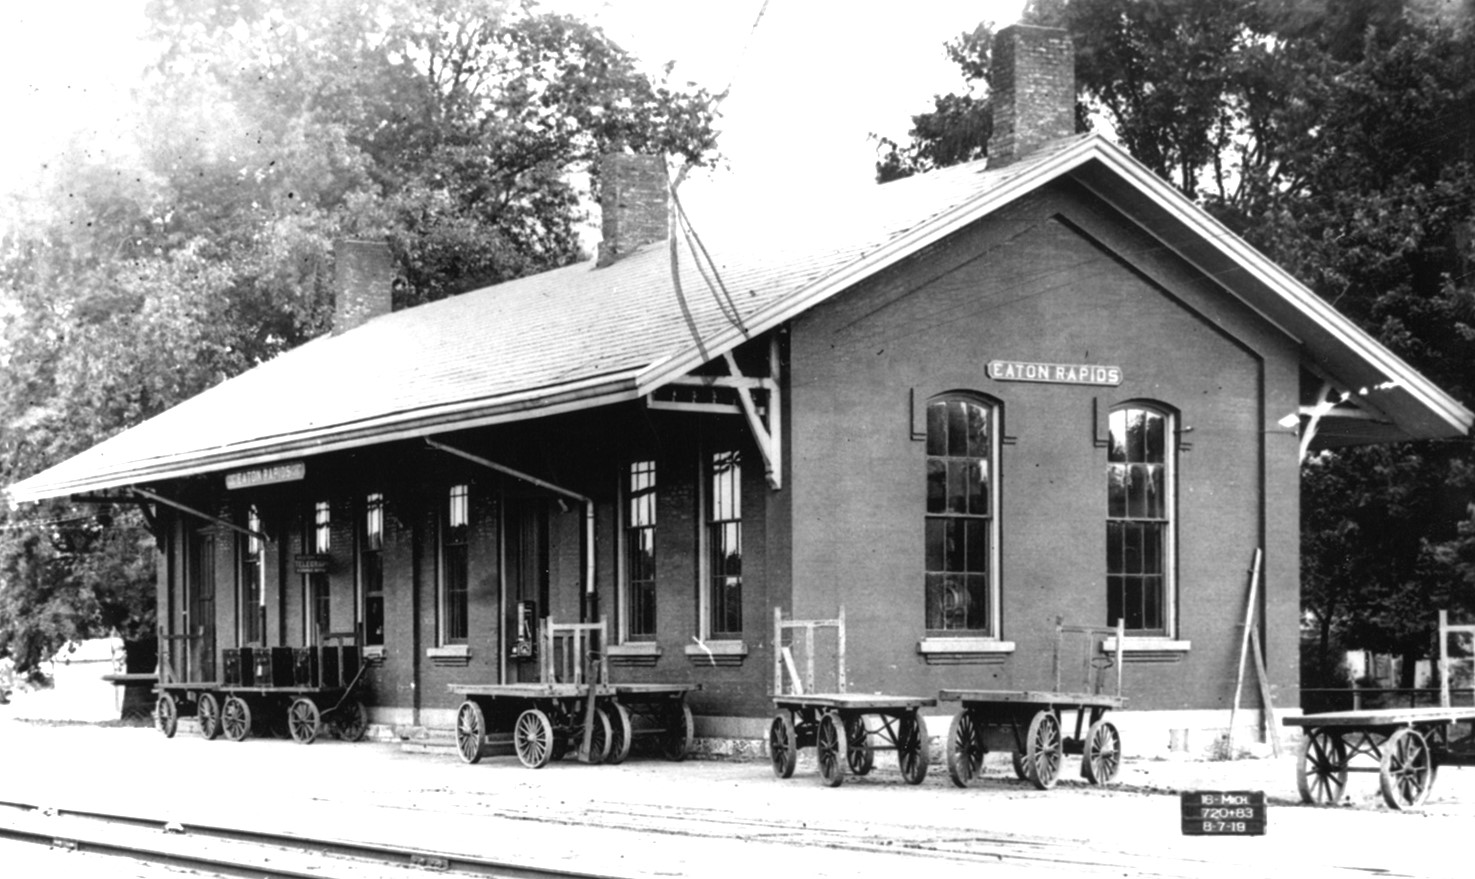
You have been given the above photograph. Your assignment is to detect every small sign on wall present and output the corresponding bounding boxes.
[988,360,1122,386]
[295,554,331,574]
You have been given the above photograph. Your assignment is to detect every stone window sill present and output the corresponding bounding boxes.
[1104,637,1191,662]
[609,642,662,667]
[684,640,747,667]
[918,638,1015,665]
[427,644,470,667]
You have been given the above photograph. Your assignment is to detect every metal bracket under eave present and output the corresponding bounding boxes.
[128,486,270,543]
[645,336,783,489]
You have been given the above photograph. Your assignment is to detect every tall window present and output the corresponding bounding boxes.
[362,493,385,646]
[707,451,742,638]
[306,500,330,644]
[239,506,265,644]
[924,396,996,634]
[1106,405,1174,634]
[625,461,657,640]
[441,484,470,644]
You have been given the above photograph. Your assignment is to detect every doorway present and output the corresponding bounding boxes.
[505,498,549,683]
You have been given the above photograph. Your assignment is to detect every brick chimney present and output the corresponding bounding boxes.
[333,239,395,335]
[597,153,669,267]
[988,24,1076,167]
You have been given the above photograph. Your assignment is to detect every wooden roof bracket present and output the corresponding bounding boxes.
[131,486,269,542]
[722,335,782,490]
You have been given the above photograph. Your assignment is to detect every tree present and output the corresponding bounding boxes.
[878,0,1475,686]
[0,0,720,671]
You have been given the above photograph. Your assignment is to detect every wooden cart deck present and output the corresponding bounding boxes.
[774,693,935,711]
[1283,706,1475,729]
[1287,613,1475,810]
[450,683,614,699]
[940,689,1124,710]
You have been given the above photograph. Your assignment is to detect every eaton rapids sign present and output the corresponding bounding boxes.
[987,360,1123,387]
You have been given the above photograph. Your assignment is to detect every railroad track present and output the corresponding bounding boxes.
[0,798,600,879]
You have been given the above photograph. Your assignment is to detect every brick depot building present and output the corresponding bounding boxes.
[10,26,1471,754]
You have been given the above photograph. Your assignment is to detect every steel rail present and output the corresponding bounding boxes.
[0,798,605,879]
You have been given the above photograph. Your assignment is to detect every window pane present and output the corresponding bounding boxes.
[925,518,946,572]
[926,402,947,456]
[947,401,969,456]
[966,403,989,458]
[1106,521,1123,573]
[1124,576,1143,630]
[1142,576,1163,630]
[1126,410,1146,462]
[1145,411,1165,461]
[970,460,989,516]
[1108,410,1127,462]
[1107,464,1127,517]
[944,518,965,572]
[964,518,987,573]
[1106,575,1124,630]
[926,459,947,514]
[1127,463,1147,518]
[1142,523,1162,574]
[1124,522,1142,574]
[1145,464,1165,518]
[946,461,968,514]
[964,574,988,630]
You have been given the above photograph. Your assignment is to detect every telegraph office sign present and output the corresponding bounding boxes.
[225,461,306,490]
[988,360,1123,387]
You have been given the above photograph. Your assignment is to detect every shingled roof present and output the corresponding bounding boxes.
[8,133,1471,503]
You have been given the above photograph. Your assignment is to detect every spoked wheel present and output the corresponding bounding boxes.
[816,712,849,788]
[455,701,486,764]
[603,702,633,765]
[196,693,221,741]
[222,696,252,742]
[1023,709,1063,790]
[1081,720,1121,785]
[287,697,321,744]
[1380,727,1436,810]
[514,708,555,769]
[333,699,369,743]
[155,692,178,739]
[661,702,695,761]
[947,710,985,788]
[1296,728,1348,805]
[769,712,797,779]
[897,710,930,785]
[582,706,612,763]
[1011,751,1029,781]
[846,715,874,776]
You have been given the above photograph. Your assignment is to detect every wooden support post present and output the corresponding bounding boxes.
[1249,623,1282,756]
[1227,549,1262,758]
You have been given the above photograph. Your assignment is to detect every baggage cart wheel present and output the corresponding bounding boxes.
[583,705,612,763]
[897,710,930,785]
[947,710,985,788]
[1023,709,1063,790]
[514,708,555,769]
[288,697,321,744]
[1296,728,1348,805]
[1011,751,1029,781]
[197,692,221,741]
[455,701,486,764]
[222,696,252,742]
[334,699,369,743]
[1081,720,1121,785]
[661,702,695,761]
[604,702,633,765]
[155,692,178,739]
[769,712,797,779]
[1380,727,1435,810]
[816,711,848,788]
[846,715,874,775]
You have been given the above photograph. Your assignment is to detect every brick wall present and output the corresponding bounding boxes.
[989,24,1076,166]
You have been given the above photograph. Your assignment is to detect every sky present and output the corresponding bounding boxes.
[0,0,1026,208]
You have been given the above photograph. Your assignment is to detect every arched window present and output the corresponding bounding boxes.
[924,395,999,635]
[1106,404,1175,634]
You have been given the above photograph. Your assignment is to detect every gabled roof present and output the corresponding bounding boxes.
[8,134,1471,503]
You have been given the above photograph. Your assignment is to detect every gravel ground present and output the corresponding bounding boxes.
[2,705,1473,878]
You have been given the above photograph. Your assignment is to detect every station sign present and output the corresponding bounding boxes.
[987,360,1122,386]
[226,461,306,490]
[1180,790,1266,836]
